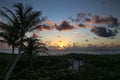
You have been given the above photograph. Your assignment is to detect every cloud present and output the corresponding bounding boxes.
[91,26,117,37]
[32,23,53,31]
[42,25,53,30]
[71,12,119,28]
[40,20,56,30]
[31,20,55,31]
[56,21,74,31]
[69,12,86,22]
[85,18,91,22]
[31,12,119,38]
[74,23,86,28]
[77,12,86,18]
[32,33,40,37]
[92,15,119,27]
[32,20,75,31]
[45,20,56,28]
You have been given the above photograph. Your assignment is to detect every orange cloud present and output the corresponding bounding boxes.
[45,20,56,28]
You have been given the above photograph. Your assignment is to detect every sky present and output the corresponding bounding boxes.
[0,0,120,49]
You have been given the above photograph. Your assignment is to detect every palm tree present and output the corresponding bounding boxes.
[0,3,45,80]
[0,13,21,76]
[0,6,21,55]
[22,37,48,79]
[0,22,20,54]
[13,3,45,54]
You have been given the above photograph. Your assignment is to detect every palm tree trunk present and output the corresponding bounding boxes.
[3,44,15,74]
[4,54,21,80]
[12,44,15,55]
[3,59,13,75]
[4,37,23,79]
[18,37,23,55]
[30,55,33,80]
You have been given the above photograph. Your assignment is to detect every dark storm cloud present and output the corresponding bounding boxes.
[56,21,74,31]
[91,26,117,37]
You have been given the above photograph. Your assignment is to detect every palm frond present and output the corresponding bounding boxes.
[2,7,19,24]
[29,25,42,31]
[21,37,49,56]
[0,9,14,23]
[24,11,41,31]
[13,3,24,23]
[24,5,33,16]
[0,22,9,31]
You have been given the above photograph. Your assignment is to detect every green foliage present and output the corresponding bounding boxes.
[1,53,120,80]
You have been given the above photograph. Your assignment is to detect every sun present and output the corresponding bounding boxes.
[57,41,68,49]
[48,37,73,50]
[59,44,64,48]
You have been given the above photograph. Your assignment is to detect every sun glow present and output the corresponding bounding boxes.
[57,42,66,48]
[44,35,74,50]
[59,44,64,48]
[55,39,73,49]
[48,40,72,50]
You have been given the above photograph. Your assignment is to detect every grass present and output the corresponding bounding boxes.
[0,53,120,80]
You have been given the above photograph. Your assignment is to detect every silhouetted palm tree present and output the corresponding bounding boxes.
[22,37,48,80]
[0,3,45,80]
[13,3,45,54]
[22,37,48,79]
[0,11,20,76]
[0,22,20,54]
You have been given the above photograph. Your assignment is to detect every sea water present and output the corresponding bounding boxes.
[0,48,120,55]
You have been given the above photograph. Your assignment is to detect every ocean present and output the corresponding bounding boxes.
[0,48,120,55]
